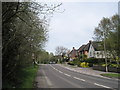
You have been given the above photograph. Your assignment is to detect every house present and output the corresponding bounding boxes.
[78,45,86,55]
[88,41,105,58]
[83,41,91,56]
[78,40,105,59]
[77,41,91,58]
[68,47,78,60]
[68,40,106,60]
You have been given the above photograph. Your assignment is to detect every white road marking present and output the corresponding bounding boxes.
[73,76,85,81]
[59,71,63,74]
[55,69,59,71]
[64,73,71,77]
[94,83,111,88]
[42,70,53,86]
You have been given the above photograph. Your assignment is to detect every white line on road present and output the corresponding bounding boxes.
[73,76,85,81]
[50,65,63,74]
[64,73,71,77]
[59,71,63,74]
[94,83,111,88]
[42,70,53,87]
[55,69,59,71]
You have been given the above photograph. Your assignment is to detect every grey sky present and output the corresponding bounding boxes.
[44,2,118,54]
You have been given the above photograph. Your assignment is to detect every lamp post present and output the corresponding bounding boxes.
[103,31,108,72]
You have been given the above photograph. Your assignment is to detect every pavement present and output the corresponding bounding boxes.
[57,64,119,80]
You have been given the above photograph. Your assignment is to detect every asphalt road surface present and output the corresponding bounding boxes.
[35,64,119,89]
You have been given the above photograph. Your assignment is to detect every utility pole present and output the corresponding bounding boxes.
[103,31,108,72]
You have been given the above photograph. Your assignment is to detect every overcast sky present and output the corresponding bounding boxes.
[43,1,118,54]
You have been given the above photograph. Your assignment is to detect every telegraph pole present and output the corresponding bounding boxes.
[103,31,108,72]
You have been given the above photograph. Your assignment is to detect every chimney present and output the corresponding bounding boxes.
[73,47,75,50]
[89,40,92,44]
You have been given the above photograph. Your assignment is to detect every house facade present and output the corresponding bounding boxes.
[88,41,105,58]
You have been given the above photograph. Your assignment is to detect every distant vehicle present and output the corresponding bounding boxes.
[49,61,56,64]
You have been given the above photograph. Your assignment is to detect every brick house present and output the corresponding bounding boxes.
[68,47,78,60]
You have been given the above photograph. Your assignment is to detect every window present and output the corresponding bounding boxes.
[90,52,92,56]
[97,52,99,57]
[93,51,95,56]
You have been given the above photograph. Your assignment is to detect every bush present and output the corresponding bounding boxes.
[80,58,105,65]
[79,62,89,68]
[109,64,120,68]
[80,58,97,63]
[68,61,74,65]
[68,58,80,66]
[85,58,97,64]
[101,64,106,67]
[88,63,93,67]
[80,58,98,67]
[100,63,120,68]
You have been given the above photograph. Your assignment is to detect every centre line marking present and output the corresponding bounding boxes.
[64,73,71,77]
[73,76,85,81]
[59,71,63,74]
[94,83,111,88]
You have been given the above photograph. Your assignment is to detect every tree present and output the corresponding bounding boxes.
[55,46,69,55]
[55,46,69,63]
[2,2,61,87]
[93,14,120,66]
[38,50,50,64]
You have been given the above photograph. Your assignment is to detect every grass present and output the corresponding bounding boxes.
[101,73,120,79]
[20,65,39,88]
[3,65,39,88]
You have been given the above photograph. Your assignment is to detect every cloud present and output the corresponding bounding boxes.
[44,2,118,53]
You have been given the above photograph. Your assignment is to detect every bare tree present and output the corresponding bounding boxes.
[55,46,69,56]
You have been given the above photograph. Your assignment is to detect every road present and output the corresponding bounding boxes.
[35,64,119,89]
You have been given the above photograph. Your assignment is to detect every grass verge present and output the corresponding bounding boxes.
[3,65,39,88]
[101,73,120,79]
[20,65,39,88]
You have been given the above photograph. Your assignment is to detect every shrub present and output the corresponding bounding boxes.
[109,64,120,68]
[73,58,80,65]
[68,58,80,66]
[80,58,98,64]
[100,63,120,68]
[88,63,93,67]
[101,64,106,67]
[79,62,89,68]
[68,61,74,65]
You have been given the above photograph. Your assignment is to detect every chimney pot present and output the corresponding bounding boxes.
[73,47,75,50]
[89,40,92,43]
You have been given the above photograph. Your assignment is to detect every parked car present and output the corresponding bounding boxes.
[49,61,56,64]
